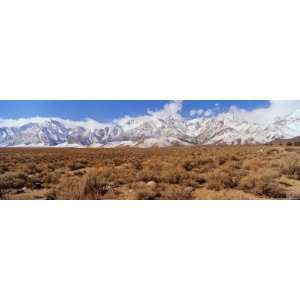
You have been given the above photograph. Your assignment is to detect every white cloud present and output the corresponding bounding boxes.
[190,104,221,119]
[0,117,109,130]
[203,109,213,117]
[147,100,183,119]
[146,100,283,123]
[1,101,300,130]
[189,110,197,117]
[115,100,184,125]
[189,109,204,117]
[226,101,300,124]
[0,117,47,127]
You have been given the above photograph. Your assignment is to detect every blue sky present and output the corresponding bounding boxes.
[0,100,271,122]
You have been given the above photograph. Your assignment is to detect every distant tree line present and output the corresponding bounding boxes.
[269,141,300,146]
[286,141,300,146]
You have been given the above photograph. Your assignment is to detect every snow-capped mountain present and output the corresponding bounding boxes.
[2,110,300,147]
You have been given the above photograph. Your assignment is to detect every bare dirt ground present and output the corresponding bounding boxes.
[1,145,300,200]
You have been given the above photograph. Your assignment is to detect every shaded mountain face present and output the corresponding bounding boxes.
[1,110,300,147]
[268,136,300,145]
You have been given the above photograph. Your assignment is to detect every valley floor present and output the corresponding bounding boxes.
[1,145,300,200]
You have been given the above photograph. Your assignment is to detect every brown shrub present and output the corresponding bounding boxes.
[182,159,195,171]
[27,176,43,189]
[160,167,188,184]
[0,164,9,175]
[26,163,43,174]
[45,189,57,200]
[57,177,85,200]
[132,160,142,170]
[285,147,297,152]
[230,155,240,162]
[267,148,280,155]
[207,170,235,191]
[206,166,247,191]
[0,171,27,190]
[238,169,285,198]
[68,160,88,171]
[242,158,265,171]
[73,170,85,176]
[280,154,300,179]
[193,188,258,200]
[182,157,216,172]
[181,173,206,188]
[44,171,61,184]
[132,182,158,200]
[215,155,228,166]
[158,184,193,200]
[56,165,135,199]
[82,170,112,199]
[137,168,160,182]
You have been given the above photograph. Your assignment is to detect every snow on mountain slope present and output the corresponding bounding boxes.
[2,110,300,147]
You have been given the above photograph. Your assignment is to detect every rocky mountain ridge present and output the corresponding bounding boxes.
[1,110,300,147]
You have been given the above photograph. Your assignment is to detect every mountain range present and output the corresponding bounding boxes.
[1,110,300,147]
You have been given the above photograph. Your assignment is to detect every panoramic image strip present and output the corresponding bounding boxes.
[1,100,300,200]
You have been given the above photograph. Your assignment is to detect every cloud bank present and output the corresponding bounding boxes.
[190,109,204,117]
[122,100,300,125]
[147,100,183,119]
[225,101,300,124]
[0,117,109,129]
[187,100,300,124]
[1,101,300,128]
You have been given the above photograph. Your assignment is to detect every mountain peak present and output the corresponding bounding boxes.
[1,112,300,147]
[285,109,300,120]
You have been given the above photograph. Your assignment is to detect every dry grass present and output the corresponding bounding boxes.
[280,154,300,179]
[1,145,300,199]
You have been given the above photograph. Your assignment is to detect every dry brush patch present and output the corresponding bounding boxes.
[0,145,299,199]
